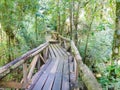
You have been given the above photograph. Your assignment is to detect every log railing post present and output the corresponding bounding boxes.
[45,47,49,60]
[37,57,41,70]
[28,55,39,80]
[71,41,102,90]
[64,40,67,49]
[23,63,28,88]
[43,48,48,62]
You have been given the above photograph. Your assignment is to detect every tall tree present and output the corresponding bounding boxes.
[84,3,97,62]
[73,1,80,45]
[57,0,61,33]
[112,1,120,60]
[69,0,73,40]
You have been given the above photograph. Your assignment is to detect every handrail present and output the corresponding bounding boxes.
[51,32,102,90]
[71,41,102,90]
[0,42,49,78]
[0,31,102,90]
[58,35,70,42]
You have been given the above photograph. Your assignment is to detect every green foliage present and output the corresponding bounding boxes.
[0,0,117,89]
[0,0,46,66]
[97,63,120,89]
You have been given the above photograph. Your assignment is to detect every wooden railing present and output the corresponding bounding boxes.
[0,42,49,89]
[52,32,102,90]
[0,31,102,90]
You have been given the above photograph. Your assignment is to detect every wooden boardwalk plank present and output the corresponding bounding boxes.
[32,59,56,90]
[62,57,70,90]
[52,58,64,90]
[56,44,68,56]
[52,44,63,56]
[42,74,55,90]
[69,56,76,89]
[27,59,52,90]
[42,58,59,90]
[48,45,56,58]
[50,44,59,57]
[28,43,77,90]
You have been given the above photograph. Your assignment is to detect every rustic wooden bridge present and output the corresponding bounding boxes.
[0,32,102,90]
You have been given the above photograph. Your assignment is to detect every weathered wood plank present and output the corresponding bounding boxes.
[49,44,57,57]
[33,73,48,90]
[23,63,28,88]
[28,55,39,80]
[74,58,78,79]
[52,58,64,90]
[50,44,60,57]
[48,45,56,58]
[60,45,71,56]
[68,56,77,89]
[43,47,49,61]
[64,40,67,49]
[30,44,49,57]
[48,47,52,58]
[42,58,59,90]
[0,42,49,78]
[62,57,70,90]
[58,35,70,42]
[32,59,56,90]
[27,59,52,90]
[56,44,68,56]
[52,44,63,56]
[71,41,102,90]
[39,53,46,63]
[19,55,40,84]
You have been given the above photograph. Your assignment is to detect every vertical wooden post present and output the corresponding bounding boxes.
[37,57,41,70]
[64,40,67,49]
[43,49,47,61]
[45,47,49,60]
[23,63,28,88]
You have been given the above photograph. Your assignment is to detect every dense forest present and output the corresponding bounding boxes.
[0,0,119,90]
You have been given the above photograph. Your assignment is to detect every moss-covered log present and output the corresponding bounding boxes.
[71,41,102,90]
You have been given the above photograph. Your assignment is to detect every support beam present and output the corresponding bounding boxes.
[28,55,39,80]
[23,63,28,88]
[39,54,46,63]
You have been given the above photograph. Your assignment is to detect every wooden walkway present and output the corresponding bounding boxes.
[28,43,76,90]
[0,32,102,90]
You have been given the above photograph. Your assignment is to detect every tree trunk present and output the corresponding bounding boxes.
[69,0,73,40]
[73,1,80,46]
[0,29,2,43]
[57,0,61,34]
[84,6,97,62]
[112,1,120,60]
[35,15,38,41]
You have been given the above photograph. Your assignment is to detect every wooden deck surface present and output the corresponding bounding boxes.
[27,43,76,90]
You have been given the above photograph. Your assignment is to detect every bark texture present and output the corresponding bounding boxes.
[112,1,120,60]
